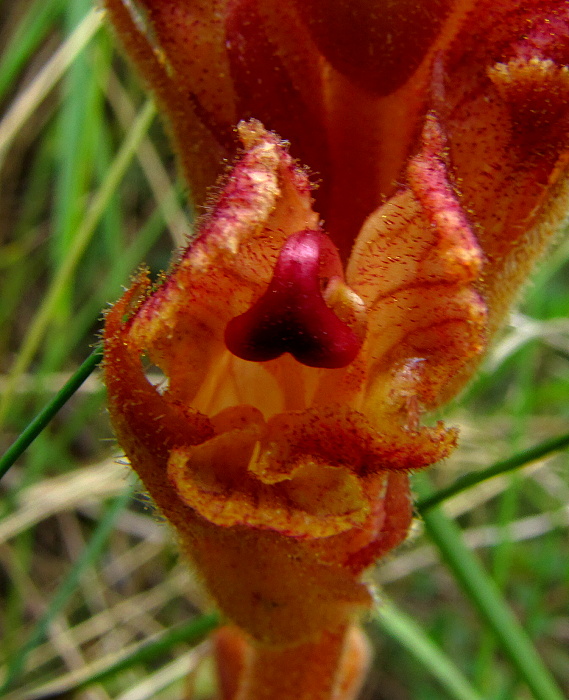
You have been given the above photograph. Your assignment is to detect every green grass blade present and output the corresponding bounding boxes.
[51,0,101,320]
[0,99,156,426]
[415,473,565,700]
[0,0,65,100]
[0,349,103,481]
[26,613,220,699]
[0,485,134,694]
[373,599,484,700]
[0,9,102,164]
[416,430,569,514]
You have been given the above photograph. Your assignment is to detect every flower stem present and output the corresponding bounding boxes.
[213,624,370,700]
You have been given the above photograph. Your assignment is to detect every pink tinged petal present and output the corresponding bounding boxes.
[225,230,365,368]
[126,122,319,407]
[435,1,569,334]
[347,111,488,416]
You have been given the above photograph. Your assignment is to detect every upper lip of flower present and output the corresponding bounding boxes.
[224,229,364,369]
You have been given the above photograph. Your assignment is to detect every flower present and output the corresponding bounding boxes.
[103,0,569,697]
[104,120,460,641]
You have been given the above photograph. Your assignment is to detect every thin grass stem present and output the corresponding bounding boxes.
[416,431,569,514]
[415,473,565,700]
[0,349,103,481]
[373,599,484,700]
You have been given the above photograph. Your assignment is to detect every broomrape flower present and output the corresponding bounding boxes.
[102,1,569,698]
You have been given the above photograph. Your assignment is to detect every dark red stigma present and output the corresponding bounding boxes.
[224,230,362,369]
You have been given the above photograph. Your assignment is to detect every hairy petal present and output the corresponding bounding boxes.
[126,121,318,412]
[440,0,569,340]
[346,112,487,417]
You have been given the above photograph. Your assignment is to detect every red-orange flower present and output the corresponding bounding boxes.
[103,1,569,698]
[104,120,458,639]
